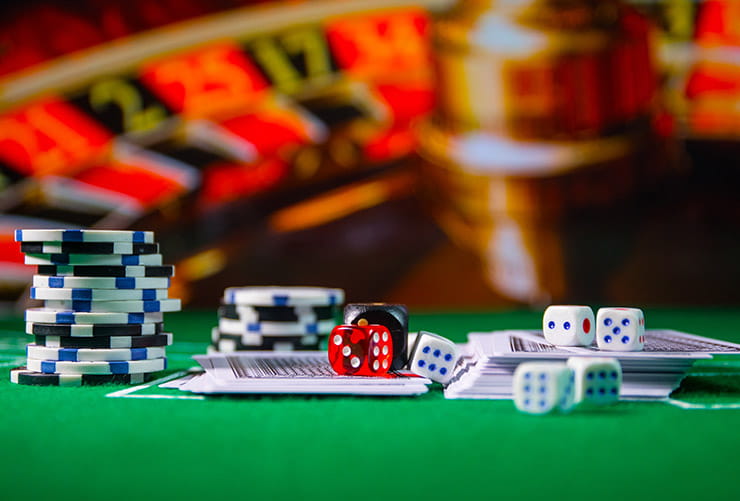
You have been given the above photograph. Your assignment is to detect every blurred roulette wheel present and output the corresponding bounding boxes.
[0,0,452,304]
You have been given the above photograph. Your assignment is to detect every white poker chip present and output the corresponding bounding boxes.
[30,287,169,301]
[26,344,166,362]
[36,264,174,278]
[15,229,155,243]
[218,318,336,336]
[33,275,171,289]
[25,308,164,325]
[218,304,334,324]
[26,357,167,375]
[222,286,344,306]
[25,253,163,266]
[43,298,181,313]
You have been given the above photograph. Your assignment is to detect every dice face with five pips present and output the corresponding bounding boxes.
[328,324,393,376]
[596,307,645,352]
[408,331,460,384]
[513,362,575,415]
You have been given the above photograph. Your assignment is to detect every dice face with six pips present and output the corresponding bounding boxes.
[567,357,622,405]
[408,331,460,384]
[328,324,393,376]
[543,305,595,347]
[513,362,575,415]
[596,307,645,352]
[344,303,408,370]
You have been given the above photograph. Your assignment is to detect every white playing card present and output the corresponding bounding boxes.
[180,351,431,396]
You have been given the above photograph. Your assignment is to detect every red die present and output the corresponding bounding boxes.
[328,324,393,376]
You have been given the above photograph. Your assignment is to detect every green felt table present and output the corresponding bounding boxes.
[1,309,739,501]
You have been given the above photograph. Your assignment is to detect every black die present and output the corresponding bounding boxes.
[344,303,408,370]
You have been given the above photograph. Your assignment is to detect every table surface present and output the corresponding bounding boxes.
[1,308,739,501]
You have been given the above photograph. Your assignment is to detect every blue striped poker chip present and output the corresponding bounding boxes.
[36,264,174,278]
[15,229,154,243]
[218,318,336,336]
[217,304,336,322]
[26,357,167,375]
[10,368,157,386]
[20,242,159,255]
[26,321,164,337]
[26,344,166,362]
[25,253,163,266]
[43,298,181,313]
[33,275,171,289]
[35,333,173,349]
[223,287,344,307]
[30,287,169,301]
[25,308,164,325]
[211,328,325,352]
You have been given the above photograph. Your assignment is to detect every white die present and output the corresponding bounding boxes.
[513,362,575,415]
[566,357,622,405]
[408,331,460,384]
[596,307,645,352]
[542,305,595,346]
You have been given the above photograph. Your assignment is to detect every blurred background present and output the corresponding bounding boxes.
[0,0,738,311]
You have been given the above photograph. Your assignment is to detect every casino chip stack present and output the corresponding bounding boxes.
[209,286,344,353]
[10,229,180,387]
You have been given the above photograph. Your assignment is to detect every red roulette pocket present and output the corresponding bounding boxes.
[0,97,112,177]
[139,42,270,118]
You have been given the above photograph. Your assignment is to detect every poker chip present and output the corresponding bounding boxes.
[10,367,158,387]
[15,229,155,243]
[26,357,167,375]
[26,344,166,362]
[212,328,324,346]
[33,275,171,289]
[217,304,337,323]
[210,285,343,353]
[210,331,323,352]
[14,228,180,385]
[25,308,164,325]
[223,286,344,306]
[218,318,336,336]
[25,253,163,266]
[34,333,173,349]
[30,287,169,301]
[36,264,175,278]
[26,322,164,337]
[43,298,182,313]
[21,242,159,255]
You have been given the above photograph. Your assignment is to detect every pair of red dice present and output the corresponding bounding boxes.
[328,323,394,376]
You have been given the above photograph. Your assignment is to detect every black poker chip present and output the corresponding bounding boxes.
[20,242,160,255]
[27,322,164,337]
[211,330,326,352]
[217,304,337,322]
[36,265,175,277]
[10,367,159,386]
[34,333,173,349]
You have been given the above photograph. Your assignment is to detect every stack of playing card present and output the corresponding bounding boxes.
[444,330,740,400]
[10,229,179,386]
[160,351,431,396]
